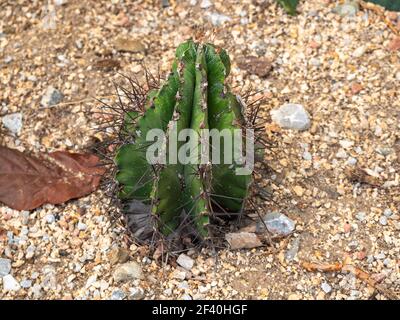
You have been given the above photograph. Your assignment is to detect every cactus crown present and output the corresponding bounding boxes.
[114,40,252,242]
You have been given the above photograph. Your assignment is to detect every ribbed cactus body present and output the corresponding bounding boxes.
[115,40,252,239]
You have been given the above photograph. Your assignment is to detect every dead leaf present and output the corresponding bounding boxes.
[237,56,273,78]
[0,146,105,211]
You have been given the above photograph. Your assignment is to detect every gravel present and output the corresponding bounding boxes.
[1,0,399,301]
[40,86,63,107]
[113,262,143,282]
[2,113,22,135]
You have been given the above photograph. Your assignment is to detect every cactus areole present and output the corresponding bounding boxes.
[114,40,254,244]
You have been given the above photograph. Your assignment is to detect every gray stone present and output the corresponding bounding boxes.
[40,86,63,107]
[347,157,357,166]
[200,0,212,9]
[207,13,231,26]
[176,254,194,270]
[302,151,312,161]
[3,274,21,291]
[383,209,392,217]
[20,279,32,289]
[77,222,87,231]
[355,212,366,222]
[0,258,11,277]
[333,1,359,17]
[379,216,388,226]
[45,214,56,224]
[259,212,295,237]
[31,284,42,298]
[285,237,300,261]
[321,282,332,293]
[25,245,36,260]
[113,261,143,282]
[270,104,311,131]
[2,112,22,135]
[128,287,145,300]
[111,289,126,300]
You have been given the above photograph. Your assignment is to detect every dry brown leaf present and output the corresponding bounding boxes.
[0,146,105,211]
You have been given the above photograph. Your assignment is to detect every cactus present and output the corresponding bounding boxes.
[114,40,253,241]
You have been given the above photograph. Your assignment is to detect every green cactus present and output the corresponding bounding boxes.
[115,40,252,240]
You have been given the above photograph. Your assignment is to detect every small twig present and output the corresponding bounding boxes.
[301,258,399,300]
[40,95,115,109]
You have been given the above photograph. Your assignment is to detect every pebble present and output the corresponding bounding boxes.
[383,209,392,217]
[302,151,312,161]
[113,262,143,282]
[285,237,300,261]
[347,157,357,166]
[200,0,212,9]
[270,104,311,131]
[207,13,231,26]
[321,282,332,294]
[40,86,63,107]
[129,287,145,300]
[31,284,42,298]
[3,274,21,291]
[77,222,87,231]
[225,232,262,250]
[2,112,23,135]
[108,247,130,265]
[20,279,32,289]
[352,46,366,58]
[176,254,194,270]
[45,214,56,224]
[25,245,36,260]
[379,216,388,226]
[111,289,126,300]
[0,258,11,277]
[333,1,359,17]
[355,212,366,222]
[259,212,295,237]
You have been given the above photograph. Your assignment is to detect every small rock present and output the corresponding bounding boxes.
[20,279,32,289]
[85,275,97,288]
[113,261,143,282]
[45,214,55,224]
[177,254,194,270]
[77,222,87,231]
[225,232,262,250]
[200,0,212,9]
[163,288,172,296]
[293,185,304,197]
[355,212,366,222]
[171,269,187,280]
[321,282,332,293]
[336,149,348,159]
[107,247,130,265]
[347,157,357,166]
[379,216,388,226]
[3,274,21,291]
[114,37,146,53]
[207,12,231,26]
[31,284,42,298]
[25,245,36,260]
[182,293,192,300]
[302,151,312,161]
[383,209,392,217]
[111,289,126,300]
[129,287,145,300]
[339,140,354,149]
[0,258,11,277]
[285,238,300,261]
[41,86,63,107]
[259,212,295,237]
[2,113,22,135]
[351,82,363,95]
[388,37,400,51]
[270,104,311,131]
[352,46,366,58]
[333,1,359,17]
